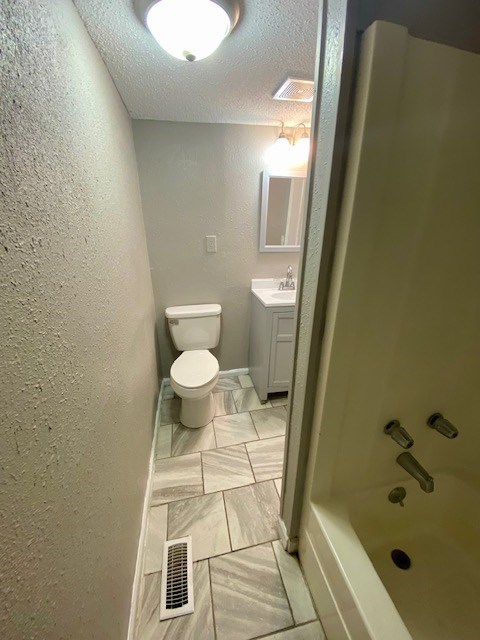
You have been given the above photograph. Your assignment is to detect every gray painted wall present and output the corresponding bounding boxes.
[133,121,300,376]
[0,1,158,638]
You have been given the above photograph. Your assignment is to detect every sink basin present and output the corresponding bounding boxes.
[271,290,296,302]
[251,279,297,307]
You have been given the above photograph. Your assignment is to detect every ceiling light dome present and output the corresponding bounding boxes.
[138,0,239,62]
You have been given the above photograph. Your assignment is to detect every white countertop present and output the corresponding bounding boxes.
[251,279,297,308]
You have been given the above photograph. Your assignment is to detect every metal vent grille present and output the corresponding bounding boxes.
[273,77,314,103]
[160,537,194,621]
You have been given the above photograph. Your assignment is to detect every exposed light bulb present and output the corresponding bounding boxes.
[266,133,292,169]
[291,134,310,167]
[146,0,233,62]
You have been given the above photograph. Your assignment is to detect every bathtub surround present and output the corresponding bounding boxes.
[300,20,480,639]
[135,388,319,639]
[0,2,158,639]
[133,121,300,376]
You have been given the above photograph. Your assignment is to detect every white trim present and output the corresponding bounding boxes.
[219,367,249,377]
[127,379,164,640]
[259,169,306,253]
[278,517,299,553]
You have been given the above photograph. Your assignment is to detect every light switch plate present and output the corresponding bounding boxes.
[206,235,217,253]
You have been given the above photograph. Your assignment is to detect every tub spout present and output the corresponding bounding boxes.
[396,452,434,493]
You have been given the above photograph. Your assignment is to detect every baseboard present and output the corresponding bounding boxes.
[127,379,164,640]
[278,517,299,553]
[219,367,249,377]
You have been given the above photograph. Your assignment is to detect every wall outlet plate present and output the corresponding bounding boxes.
[206,235,217,253]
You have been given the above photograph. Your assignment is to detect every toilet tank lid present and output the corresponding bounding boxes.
[165,303,222,319]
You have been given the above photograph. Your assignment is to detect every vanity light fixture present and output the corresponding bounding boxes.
[266,122,310,169]
[137,0,239,62]
[291,123,310,167]
[266,122,292,169]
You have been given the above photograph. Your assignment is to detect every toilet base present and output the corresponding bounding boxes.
[180,391,215,429]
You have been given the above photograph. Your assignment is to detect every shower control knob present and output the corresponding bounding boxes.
[384,420,414,449]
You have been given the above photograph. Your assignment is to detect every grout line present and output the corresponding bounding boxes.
[155,478,275,508]
[250,620,320,640]
[249,409,262,440]
[270,540,297,627]
[221,491,233,553]
[245,440,259,483]
[207,558,218,640]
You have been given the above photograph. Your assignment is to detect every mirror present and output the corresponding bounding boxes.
[259,169,307,252]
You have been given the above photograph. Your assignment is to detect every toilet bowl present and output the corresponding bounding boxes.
[170,350,219,428]
[166,303,222,429]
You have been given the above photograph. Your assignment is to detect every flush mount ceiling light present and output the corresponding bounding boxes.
[136,0,239,62]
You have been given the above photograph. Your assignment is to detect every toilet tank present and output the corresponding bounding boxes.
[165,304,221,351]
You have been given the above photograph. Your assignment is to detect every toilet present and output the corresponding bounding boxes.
[166,303,221,429]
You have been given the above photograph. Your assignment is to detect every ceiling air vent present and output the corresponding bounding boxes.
[160,537,194,621]
[273,77,314,103]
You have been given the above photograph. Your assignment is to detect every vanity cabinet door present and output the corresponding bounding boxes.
[268,311,294,389]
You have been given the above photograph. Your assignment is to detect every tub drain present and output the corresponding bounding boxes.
[391,549,411,570]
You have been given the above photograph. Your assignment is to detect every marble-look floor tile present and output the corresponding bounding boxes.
[214,376,241,391]
[168,492,230,561]
[224,481,280,550]
[202,444,254,493]
[160,398,181,425]
[275,478,282,496]
[136,561,215,640]
[251,406,287,439]
[270,393,289,407]
[213,391,237,417]
[171,422,216,457]
[262,621,324,640]
[246,436,285,482]
[238,374,254,388]
[151,453,203,505]
[144,504,168,574]
[213,412,258,448]
[162,384,175,400]
[155,424,172,459]
[210,543,293,640]
[272,541,317,624]
[232,388,271,412]
[135,571,161,639]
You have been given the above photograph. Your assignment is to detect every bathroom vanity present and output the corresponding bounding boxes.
[249,279,296,401]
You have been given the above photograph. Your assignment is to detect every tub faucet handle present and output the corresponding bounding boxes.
[384,420,414,449]
[427,413,458,439]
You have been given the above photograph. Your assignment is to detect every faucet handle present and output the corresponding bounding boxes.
[384,420,414,449]
[427,413,458,439]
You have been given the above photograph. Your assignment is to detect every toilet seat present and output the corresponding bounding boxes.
[170,350,219,399]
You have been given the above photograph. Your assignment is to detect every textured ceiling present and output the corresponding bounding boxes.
[74,0,318,125]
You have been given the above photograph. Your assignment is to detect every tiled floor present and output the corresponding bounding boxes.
[135,374,324,640]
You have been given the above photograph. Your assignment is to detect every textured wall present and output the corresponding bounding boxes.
[133,121,301,376]
[0,2,158,639]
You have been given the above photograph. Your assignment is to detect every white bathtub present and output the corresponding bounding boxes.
[300,474,480,639]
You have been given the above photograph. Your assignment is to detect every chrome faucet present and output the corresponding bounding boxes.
[397,452,434,493]
[279,265,295,290]
[427,413,458,439]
